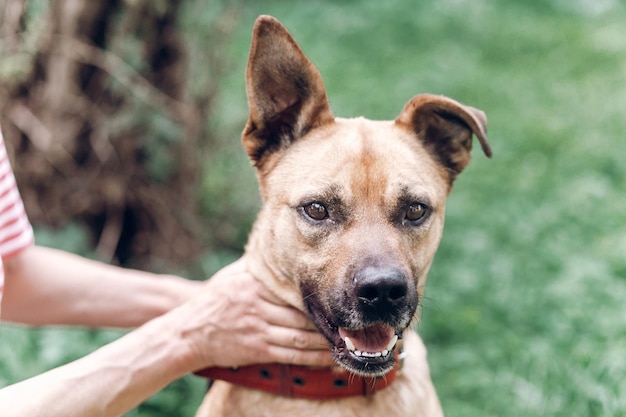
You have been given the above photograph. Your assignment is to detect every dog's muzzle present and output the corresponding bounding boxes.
[304,266,418,376]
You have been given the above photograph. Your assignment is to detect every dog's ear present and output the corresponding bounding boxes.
[395,94,491,181]
[242,15,334,166]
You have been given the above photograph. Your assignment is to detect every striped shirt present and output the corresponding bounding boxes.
[0,127,35,312]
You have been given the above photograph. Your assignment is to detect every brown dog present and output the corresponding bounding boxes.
[195,15,491,417]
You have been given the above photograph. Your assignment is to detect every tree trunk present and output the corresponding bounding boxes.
[0,0,227,269]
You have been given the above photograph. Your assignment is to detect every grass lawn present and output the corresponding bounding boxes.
[1,1,624,415]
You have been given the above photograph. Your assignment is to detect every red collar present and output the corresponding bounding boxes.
[194,352,400,400]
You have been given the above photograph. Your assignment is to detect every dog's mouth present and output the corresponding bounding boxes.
[329,322,402,376]
[307,303,403,376]
[338,324,399,361]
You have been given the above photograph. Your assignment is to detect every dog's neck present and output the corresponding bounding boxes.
[244,221,306,311]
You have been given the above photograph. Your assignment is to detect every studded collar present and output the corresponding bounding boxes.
[194,350,401,400]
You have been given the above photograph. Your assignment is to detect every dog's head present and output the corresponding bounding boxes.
[242,16,491,376]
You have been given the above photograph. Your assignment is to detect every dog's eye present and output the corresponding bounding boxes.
[404,203,429,223]
[303,202,329,221]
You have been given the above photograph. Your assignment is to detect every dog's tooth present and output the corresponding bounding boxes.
[344,336,356,352]
[386,335,399,351]
[351,348,395,358]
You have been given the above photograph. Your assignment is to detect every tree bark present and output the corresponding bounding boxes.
[0,0,224,269]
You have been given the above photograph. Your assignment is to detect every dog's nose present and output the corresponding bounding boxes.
[354,267,408,309]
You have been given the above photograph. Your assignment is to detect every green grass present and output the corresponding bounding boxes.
[2,1,625,415]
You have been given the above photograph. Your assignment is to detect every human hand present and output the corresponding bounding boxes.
[169,258,334,371]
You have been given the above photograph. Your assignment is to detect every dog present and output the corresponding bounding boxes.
[195,15,491,417]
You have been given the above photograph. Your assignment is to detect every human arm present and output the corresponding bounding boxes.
[1,244,202,327]
[0,258,333,417]
[0,308,191,417]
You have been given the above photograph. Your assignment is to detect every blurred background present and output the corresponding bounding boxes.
[0,0,624,416]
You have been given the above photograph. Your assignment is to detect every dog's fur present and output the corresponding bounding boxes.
[196,15,491,417]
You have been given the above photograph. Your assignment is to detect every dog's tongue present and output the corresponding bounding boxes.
[338,324,396,353]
